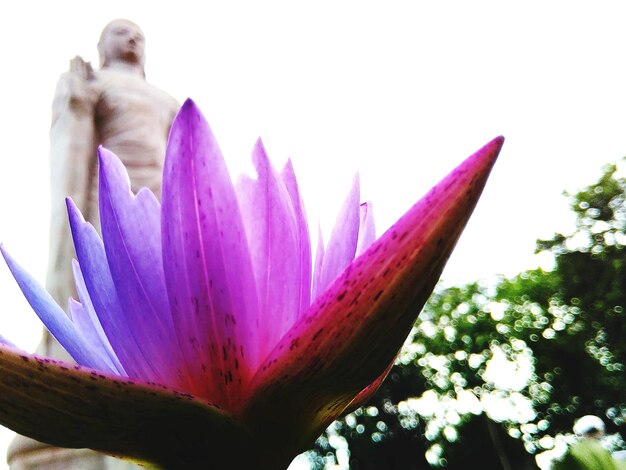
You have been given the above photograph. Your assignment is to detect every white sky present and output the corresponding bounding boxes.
[2,1,626,468]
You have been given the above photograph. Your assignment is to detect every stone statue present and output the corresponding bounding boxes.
[8,19,179,469]
[46,18,179,323]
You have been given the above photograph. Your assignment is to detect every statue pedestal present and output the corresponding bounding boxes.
[8,435,140,470]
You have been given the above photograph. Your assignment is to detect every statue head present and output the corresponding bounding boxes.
[98,19,146,74]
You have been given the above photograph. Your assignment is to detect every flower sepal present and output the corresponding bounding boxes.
[0,343,271,469]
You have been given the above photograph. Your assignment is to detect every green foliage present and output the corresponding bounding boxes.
[306,158,625,468]
[529,159,625,439]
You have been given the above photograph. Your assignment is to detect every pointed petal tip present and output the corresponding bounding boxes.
[97,146,118,165]
[65,197,79,217]
[65,197,86,226]
[488,135,505,155]
[169,99,205,139]
[181,97,198,110]
[178,98,204,121]
[451,135,504,185]
[252,138,269,169]
[97,145,132,198]
[281,158,294,174]
[477,135,505,163]
[491,135,505,146]
[170,98,212,141]
[66,198,98,242]
[0,244,13,268]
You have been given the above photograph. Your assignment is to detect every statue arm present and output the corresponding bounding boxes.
[47,57,99,305]
[166,95,181,138]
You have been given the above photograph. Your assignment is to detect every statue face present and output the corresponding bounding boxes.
[99,20,146,67]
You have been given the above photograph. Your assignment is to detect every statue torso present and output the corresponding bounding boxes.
[93,69,179,195]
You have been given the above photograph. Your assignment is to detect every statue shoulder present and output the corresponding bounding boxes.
[143,80,180,119]
[148,80,180,109]
[164,90,181,117]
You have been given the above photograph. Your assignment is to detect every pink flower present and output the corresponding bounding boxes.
[0,100,503,468]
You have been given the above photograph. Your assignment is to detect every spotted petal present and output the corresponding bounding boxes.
[161,99,258,409]
[242,136,504,456]
[0,345,268,469]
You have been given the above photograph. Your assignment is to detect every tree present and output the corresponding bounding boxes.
[530,159,625,437]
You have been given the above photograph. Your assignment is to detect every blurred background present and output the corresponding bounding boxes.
[0,1,625,469]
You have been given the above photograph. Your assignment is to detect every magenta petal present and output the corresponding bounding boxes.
[356,202,376,256]
[311,225,326,302]
[343,359,395,415]
[161,99,258,409]
[66,199,160,381]
[313,174,361,299]
[243,137,504,454]
[280,159,312,318]
[0,246,113,373]
[236,140,302,362]
[98,148,190,390]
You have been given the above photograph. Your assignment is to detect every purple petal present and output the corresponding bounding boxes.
[0,334,16,348]
[67,299,123,375]
[98,148,191,390]
[236,140,302,362]
[161,99,258,409]
[311,225,326,301]
[313,174,361,298]
[356,202,376,256]
[66,199,160,381]
[71,260,125,375]
[0,246,114,372]
[280,159,312,317]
